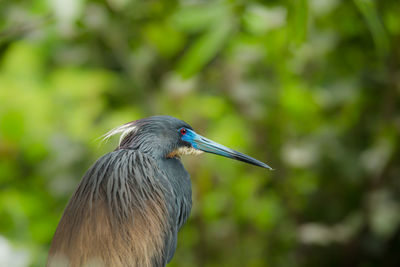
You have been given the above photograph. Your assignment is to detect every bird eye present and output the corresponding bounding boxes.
[180,128,187,135]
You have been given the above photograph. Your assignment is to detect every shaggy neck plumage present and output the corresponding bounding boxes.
[48,150,174,267]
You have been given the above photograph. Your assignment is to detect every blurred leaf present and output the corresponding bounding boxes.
[143,22,185,57]
[171,4,228,32]
[243,5,287,35]
[0,110,25,142]
[287,0,308,45]
[1,41,43,79]
[176,19,233,78]
[354,0,389,56]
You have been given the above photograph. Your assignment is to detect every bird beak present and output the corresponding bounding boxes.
[188,130,273,170]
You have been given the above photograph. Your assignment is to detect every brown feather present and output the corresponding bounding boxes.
[47,150,171,267]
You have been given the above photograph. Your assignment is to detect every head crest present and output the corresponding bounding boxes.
[101,121,138,145]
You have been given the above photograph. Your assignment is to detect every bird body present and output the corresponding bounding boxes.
[48,116,271,267]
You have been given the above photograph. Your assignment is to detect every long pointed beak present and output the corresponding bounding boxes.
[189,131,273,170]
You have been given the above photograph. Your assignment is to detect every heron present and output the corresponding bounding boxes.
[47,115,272,267]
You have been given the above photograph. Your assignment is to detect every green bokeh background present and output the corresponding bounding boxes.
[1,0,400,266]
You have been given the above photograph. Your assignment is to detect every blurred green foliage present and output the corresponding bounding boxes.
[1,0,400,266]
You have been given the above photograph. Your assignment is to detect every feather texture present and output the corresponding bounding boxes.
[47,150,176,267]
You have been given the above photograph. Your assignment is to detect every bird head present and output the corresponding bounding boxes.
[104,116,272,170]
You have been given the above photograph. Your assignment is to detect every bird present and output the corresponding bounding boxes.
[47,115,272,267]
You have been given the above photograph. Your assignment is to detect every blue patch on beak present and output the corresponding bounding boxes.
[180,128,272,170]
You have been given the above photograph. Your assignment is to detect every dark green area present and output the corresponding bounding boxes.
[1,0,400,266]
